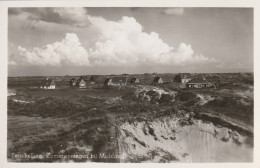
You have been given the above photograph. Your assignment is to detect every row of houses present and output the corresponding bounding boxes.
[102,74,213,88]
[69,76,140,88]
[104,77,140,86]
[40,79,56,89]
[174,73,213,88]
[70,77,88,89]
[40,73,215,90]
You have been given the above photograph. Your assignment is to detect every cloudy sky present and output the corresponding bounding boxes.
[8,7,253,76]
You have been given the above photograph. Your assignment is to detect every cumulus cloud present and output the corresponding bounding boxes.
[88,16,173,66]
[13,9,216,67]
[87,16,215,66]
[17,33,89,66]
[162,8,184,16]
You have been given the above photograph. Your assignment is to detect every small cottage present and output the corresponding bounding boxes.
[130,78,140,84]
[174,73,192,83]
[104,77,127,86]
[104,78,112,86]
[153,77,163,84]
[187,77,212,88]
[76,77,87,89]
[70,78,77,86]
[40,79,56,89]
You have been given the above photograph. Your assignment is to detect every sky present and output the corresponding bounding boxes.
[8,7,253,76]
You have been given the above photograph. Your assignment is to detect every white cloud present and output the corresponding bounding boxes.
[162,8,184,16]
[88,16,173,66]
[14,12,216,67]
[17,33,89,66]
[87,16,215,66]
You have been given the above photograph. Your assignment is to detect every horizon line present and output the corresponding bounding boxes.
[7,72,254,78]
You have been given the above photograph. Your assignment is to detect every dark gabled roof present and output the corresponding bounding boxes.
[179,73,192,79]
[76,77,86,84]
[104,78,112,84]
[188,78,210,84]
[153,76,162,82]
[130,78,138,83]
[111,77,127,83]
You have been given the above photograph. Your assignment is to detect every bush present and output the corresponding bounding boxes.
[175,91,196,102]
[159,94,173,104]
[203,97,253,125]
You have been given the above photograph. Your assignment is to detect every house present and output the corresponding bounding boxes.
[174,73,192,83]
[104,76,127,86]
[130,78,140,84]
[152,77,163,84]
[40,79,56,89]
[76,77,87,89]
[70,78,77,86]
[104,78,112,86]
[187,77,212,89]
